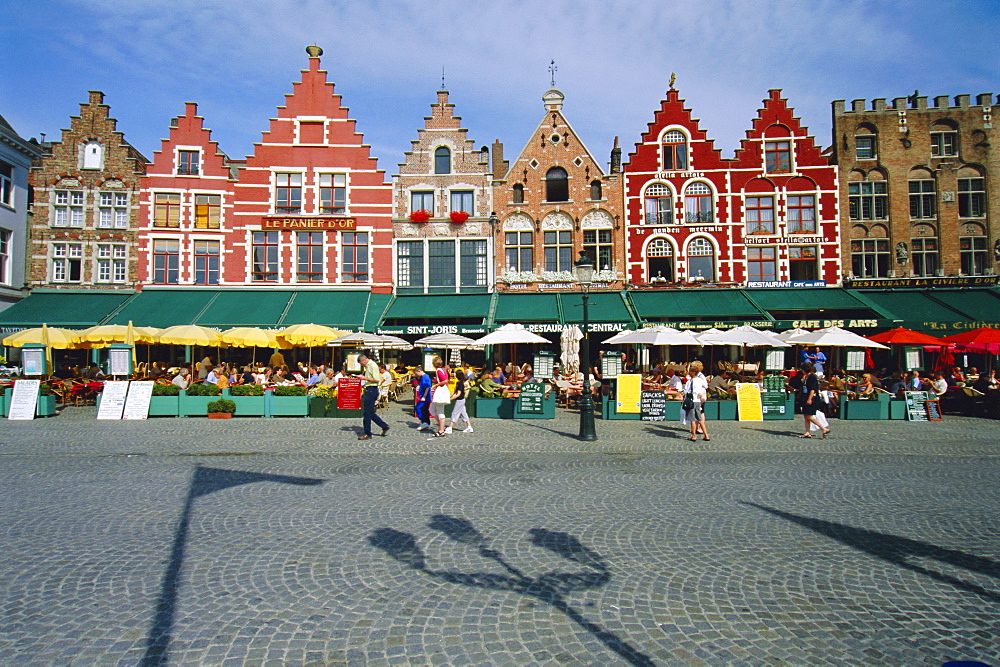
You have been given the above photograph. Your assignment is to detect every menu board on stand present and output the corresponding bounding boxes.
[640,391,666,421]
[123,381,154,420]
[7,379,40,420]
[736,383,764,421]
[338,377,363,410]
[518,382,546,414]
[760,376,788,416]
[903,391,930,421]
[97,381,130,419]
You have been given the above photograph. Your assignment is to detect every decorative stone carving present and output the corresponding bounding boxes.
[581,209,613,229]
[56,177,81,188]
[398,224,420,236]
[503,213,533,231]
[541,212,572,230]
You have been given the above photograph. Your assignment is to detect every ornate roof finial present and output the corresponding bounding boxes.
[306,44,323,58]
[549,59,557,87]
[441,67,446,91]
[669,72,676,89]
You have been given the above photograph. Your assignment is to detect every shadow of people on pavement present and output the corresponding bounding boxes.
[369,515,653,666]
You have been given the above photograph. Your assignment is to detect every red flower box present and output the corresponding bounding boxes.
[409,209,431,223]
[450,210,469,224]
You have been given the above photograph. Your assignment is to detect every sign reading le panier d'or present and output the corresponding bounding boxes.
[263,216,356,230]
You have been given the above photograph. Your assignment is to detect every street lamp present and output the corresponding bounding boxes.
[573,251,597,441]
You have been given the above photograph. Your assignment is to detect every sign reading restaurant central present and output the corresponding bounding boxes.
[262,216,357,230]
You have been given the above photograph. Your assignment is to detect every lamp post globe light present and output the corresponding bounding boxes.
[572,251,597,441]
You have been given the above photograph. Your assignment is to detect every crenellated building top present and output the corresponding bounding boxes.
[834,93,997,115]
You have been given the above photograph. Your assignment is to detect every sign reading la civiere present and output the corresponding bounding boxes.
[262,216,356,230]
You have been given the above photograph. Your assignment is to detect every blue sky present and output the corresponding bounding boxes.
[2,0,997,177]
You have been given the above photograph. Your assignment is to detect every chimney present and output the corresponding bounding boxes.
[88,91,105,105]
[610,136,621,174]
[491,140,505,179]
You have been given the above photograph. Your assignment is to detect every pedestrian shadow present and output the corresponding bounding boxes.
[142,465,323,666]
[369,515,653,666]
[741,502,1000,604]
[508,419,580,439]
[641,425,690,438]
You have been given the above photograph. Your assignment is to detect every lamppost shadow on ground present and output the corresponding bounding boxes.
[369,514,653,666]
[742,502,1000,604]
[142,465,323,666]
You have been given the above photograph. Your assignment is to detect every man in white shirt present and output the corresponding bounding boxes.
[357,353,390,440]
[930,372,949,397]
[172,368,190,389]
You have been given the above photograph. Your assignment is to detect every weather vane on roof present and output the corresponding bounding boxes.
[669,72,676,89]
[441,67,446,90]
[549,60,557,87]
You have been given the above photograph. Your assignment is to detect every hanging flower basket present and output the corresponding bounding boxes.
[449,210,470,224]
[409,209,431,223]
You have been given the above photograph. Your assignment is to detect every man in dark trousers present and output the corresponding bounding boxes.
[357,352,390,440]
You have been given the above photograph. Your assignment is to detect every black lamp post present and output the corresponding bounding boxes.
[573,251,597,441]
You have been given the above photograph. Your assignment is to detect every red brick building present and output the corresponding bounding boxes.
[139,47,393,291]
[28,91,147,290]
[493,88,624,292]
[624,87,841,287]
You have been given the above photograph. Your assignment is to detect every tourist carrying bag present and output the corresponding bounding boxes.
[682,391,694,412]
[432,368,451,404]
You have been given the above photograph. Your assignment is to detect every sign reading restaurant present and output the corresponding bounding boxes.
[845,276,999,289]
[262,216,356,230]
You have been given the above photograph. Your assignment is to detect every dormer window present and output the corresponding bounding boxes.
[660,131,688,170]
[930,123,958,157]
[434,146,451,174]
[512,183,525,204]
[177,150,200,175]
[589,180,602,201]
[545,167,569,202]
[82,140,104,170]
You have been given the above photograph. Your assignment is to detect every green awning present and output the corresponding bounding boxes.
[746,288,876,312]
[852,290,971,324]
[281,290,388,330]
[921,289,1000,322]
[493,293,560,323]
[631,289,767,321]
[559,291,634,324]
[196,290,295,328]
[105,290,219,328]
[382,294,491,322]
[0,290,134,329]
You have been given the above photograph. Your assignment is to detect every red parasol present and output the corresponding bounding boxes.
[867,327,952,346]
[940,327,1000,353]
[864,348,875,370]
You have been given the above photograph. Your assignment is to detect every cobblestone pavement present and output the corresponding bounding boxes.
[1,404,998,666]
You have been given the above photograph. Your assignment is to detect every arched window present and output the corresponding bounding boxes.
[512,183,524,204]
[686,238,715,281]
[908,168,935,220]
[661,130,688,170]
[644,183,672,225]
[545,166,569,202]
[763,125,792,173]
[848,171,887,221]
[855,124,877,160]
[960,223,988,276]
[589,180,602,200]
[684,182,713,223]
[646,238,674,283]
[911,224,938,277]
[958,166,985,218]
[434,146,451,174]
[930,120,958,157]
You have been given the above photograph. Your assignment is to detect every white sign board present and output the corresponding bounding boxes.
[764,349,785,371]
[845,350,865,372]
[7,379,40,420]
[123,381,154,420]
[97,381,130,420]
[109,348,131,376]
[22,349,45,376]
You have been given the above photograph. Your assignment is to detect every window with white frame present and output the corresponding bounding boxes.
[152,239,180,284]
[52,242,83,282]
[251,231,279,281]
[410,190,434,215]
[53,190,85,227]
[434,147,451,174]
[450,190,474,213]
[660,130,688,170]
[646,238,674,283]
[543,229,572,272]
[0,229,9,284]
[0,161,13,208]
[744,195,775,234]
[930,129,958,157]
[194,194,221,229]
[787,194,816,233]
[684,182,713,223]
[909,179,936,219]
[194,240,220,285]
[296,231,323,282]
[911,236,938,277]
[855,132,876,160]
[98,191,129,228]
[583,229,613,271]
[850,238,890,278]
[96,243,127,283]
[274,173,302,213]
[686,238,715,281]
[644,183,672,225]
[460,239,488,289]
[960,235,988,276]
[789,246,818,281]
[153,193,181,227]
[177,150,200,175]
[341,232,369,282]
[428,241,456,289]
[959,178,986,218]
[848,179,888,221]
[319,174,346,214]
[505,231,533,272]
[764,140,792,173]
[397,241,424,289]
[747,247,777,282]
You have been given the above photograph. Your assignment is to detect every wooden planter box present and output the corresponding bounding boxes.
[223,390,266,417]
[266,393,309,417]
[179,391,222,417]
[148,395,180,417]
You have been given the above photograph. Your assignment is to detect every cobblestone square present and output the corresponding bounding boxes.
[1,406,998,665]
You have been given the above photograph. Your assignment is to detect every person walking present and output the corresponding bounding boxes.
[357,352,390,440]
[445,370,473,434]
[428,356,451,438]
[798,362,830,438]
[413,367,433,431]
[680,361,710,441]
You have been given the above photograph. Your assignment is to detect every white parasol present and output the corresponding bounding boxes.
[789,326,888,349]
[560,325,583,375]
[708,325,790,348]
[605,325,702,346]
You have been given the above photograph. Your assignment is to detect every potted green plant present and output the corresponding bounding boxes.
[267,385,309,417]
[206,398,236,419]
[149,382,181,417]
[180,382,222,417]
[226,384,266,417]
[308,384,336,418]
